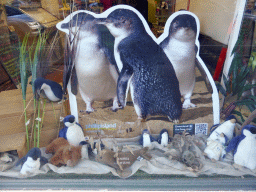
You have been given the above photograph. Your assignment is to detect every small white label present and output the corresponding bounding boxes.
[195,123,208,135]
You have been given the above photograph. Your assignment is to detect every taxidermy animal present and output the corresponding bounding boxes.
[139,129,157,148]
[95,147,151,178]
[225,125,256,170]
[97,7,182,122]
[204,132,227,162]
[33,77,63,102]
[56,11,119,116]
[59,115,85,146]
[157,129,172,147]
[159,11,198,109]
[46,138,89,167]
[16,148,48,175]
[165,131,204,171]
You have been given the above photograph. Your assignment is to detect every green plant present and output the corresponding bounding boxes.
[216,19,256,123]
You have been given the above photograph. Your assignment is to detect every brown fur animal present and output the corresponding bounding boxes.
[50,145,82,167]
[45,138,69,154]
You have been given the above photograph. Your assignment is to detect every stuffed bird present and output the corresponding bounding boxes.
[225,125,256,170]
[16,148,48,175]
[59,115,85,146]
[139,129,156,148]
[157,129,171,147]
[33,77,63,102]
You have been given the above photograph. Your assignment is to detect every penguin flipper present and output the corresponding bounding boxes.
[16,156,26,166]
[59,127,68,140]
[225,135,244,153]
[40,157,48,166]
[117,65,133,107]
[71,66,78,95]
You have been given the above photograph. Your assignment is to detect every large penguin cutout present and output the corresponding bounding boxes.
[157,10,220,124]
[56,11,119,122]
[96,6,182,122]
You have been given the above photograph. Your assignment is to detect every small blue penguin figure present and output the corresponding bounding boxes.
[59,115,85,146]
[157,129,171,147]
[16,148,48,175]
[33,77,63,102]
[225,125,256,170]
[139,129,156,147]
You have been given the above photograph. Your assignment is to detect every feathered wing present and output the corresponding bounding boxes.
[225,135,244,154]
[16,156,26,166]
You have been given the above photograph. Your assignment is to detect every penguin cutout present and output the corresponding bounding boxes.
[157,10,220,124]
[158,12,197,109]
[157,129,171,147]
[16,148,48,176]
[96,6,182,122]
[33,77,63,102]
[56,11,119,121]
[59,115,86,146]
[139,129,157,147]
[225,125,256,170]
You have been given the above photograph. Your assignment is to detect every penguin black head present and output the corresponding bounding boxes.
[61,12,97,34]
[97,8,145,37]
[169,13,197,41]
[27,147,41,161]
[63,115,76,127]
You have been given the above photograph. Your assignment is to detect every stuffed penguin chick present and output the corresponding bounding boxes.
[16,148,48,175]
[59,115,86,146]
[209,118,236,143]
[225,125,256,170]
[139,129,156,148]
[204,132,227,161]
[33,77,63,102]
[157,129,171,147]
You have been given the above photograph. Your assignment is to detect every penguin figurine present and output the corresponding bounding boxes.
[59,115,85,146]
[157,129,171,147]
[97,6,182,122]
[159,11,198,109]
[79,141,90,159]
[56,11,119,116]
[16,148,48,175]
[139,129,156,147]
[33,77,63,102]
[225,125,256,170]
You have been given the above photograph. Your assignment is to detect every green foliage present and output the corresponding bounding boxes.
[217,18,256,123]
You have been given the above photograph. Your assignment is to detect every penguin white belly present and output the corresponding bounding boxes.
[164,40,196,96]
[143,135,151,147]
[161,134,168,147]
[20,157,40,175]
[41,84,60,102]
[234,136,256,170]
[75,39,118,102]
[66,124,85,146]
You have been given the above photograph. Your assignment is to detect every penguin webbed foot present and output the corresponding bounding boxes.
[168,116,179,124]
[182,99,196,109]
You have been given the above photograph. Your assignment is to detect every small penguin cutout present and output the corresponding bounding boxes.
[157,10,220,124]
[139,129,156,148]
[59,115,86,146]
[33,77,63,102]
[157,129,171,147]
[16,148,48,176]
[95,5,182,122]
[56,10,119,122]
[225,125,256,170]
